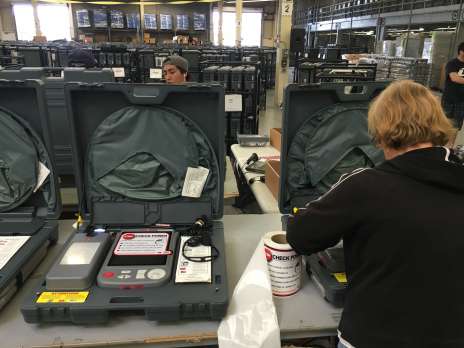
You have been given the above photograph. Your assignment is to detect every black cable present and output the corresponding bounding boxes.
[181,216,220,263]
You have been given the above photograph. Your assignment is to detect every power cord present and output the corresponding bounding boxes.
[235,152,260,175]
[182,216,219,263]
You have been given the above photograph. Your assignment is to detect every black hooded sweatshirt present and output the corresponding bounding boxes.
[287,147,464,348]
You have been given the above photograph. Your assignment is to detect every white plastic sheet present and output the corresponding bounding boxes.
[217,239,281,348]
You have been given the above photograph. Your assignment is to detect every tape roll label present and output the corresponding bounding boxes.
[264,231,301,297]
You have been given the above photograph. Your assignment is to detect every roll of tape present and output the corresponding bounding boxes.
[263,231,302,297]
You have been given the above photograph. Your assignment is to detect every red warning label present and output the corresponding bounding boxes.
[265,248,272,262]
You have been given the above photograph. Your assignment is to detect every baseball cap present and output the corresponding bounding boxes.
[68,48,98,68]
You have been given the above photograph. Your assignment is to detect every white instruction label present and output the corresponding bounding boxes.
[182,166,209,198]
[175,236,211,283]
[225,94,242,112]
[114,232,171,256]
[150,68,163,79]
[0,236,30,270]
[33,162,50,193]
[112,67,125,78]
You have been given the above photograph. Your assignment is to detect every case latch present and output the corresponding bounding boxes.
[0,207,45,235]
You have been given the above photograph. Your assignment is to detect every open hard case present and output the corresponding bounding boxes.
[0,79,61,310]
[21,82,228,323]
[279,82,389,307]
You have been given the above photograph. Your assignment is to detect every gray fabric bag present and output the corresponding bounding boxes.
[286,102,384,207]
[87,105,219,208]
[0,109,38,212]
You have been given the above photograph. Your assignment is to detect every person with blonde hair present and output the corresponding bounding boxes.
[287,80,464,348]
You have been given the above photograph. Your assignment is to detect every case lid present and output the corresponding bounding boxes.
[0,79,61,223]
[66,83,225,226]
[279,82,389,214]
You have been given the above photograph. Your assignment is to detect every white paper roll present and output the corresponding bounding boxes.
[263,231,302,297]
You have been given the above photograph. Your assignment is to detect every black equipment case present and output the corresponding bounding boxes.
[279,82,389,307]
[21,82,228,324]
[0,79,61,310]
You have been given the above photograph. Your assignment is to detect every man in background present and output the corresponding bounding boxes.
[162,55,188,84]
[67,48,98,68]
[442,42,464,145]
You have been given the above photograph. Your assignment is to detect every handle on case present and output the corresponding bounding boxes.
[76,82,105,88]
[0,78,25,85]
[130,85,165,103]
[333,83,386,102]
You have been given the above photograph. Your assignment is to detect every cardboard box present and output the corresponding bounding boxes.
[270,128,282,152]
[265,159,280,200]
[33,35,47,43]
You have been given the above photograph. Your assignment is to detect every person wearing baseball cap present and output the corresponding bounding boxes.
[162,55,189,84]
[67,48,98,68]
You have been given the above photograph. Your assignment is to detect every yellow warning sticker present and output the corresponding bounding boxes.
[36,291,89,304]
[332,273,347,283]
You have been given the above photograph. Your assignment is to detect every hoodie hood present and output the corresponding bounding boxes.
[378,147,464,193]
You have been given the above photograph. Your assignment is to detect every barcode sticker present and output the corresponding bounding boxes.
[182,166,209,198]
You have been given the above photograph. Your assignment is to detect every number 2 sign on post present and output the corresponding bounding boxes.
[282,0,293,16]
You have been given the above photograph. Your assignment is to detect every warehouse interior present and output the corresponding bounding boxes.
[0,0,464,347]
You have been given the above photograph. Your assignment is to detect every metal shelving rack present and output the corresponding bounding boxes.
[200,60,263,152]
[294,0,463,27]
